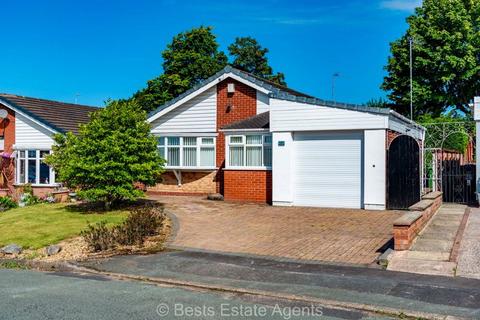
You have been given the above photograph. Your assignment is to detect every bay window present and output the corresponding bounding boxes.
[16,149,55,185]
[227,134,272,169]
[157,136,216,168]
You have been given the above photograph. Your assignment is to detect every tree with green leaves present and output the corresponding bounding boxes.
[133,26,228,112]
[382,0,480,118]
[45,100,164,209]
[228,37,286,86]
[365,97,389,109]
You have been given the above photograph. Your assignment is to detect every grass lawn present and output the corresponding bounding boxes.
[0,203,129,249]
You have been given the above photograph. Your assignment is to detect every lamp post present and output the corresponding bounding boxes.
[332,72,340,103]
[409,37,414,120]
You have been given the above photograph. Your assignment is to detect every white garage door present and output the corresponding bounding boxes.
[294,131,363,208]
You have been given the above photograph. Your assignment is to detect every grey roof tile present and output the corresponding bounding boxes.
[0,93,99,134]
[222,112,270,130]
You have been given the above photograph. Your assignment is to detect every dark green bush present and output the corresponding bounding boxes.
[81,205,165,252]
[0,196,18,211]
[114,205,165,246]
[81,222,116,252]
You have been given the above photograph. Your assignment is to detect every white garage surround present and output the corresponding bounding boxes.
[293,131,363,208]
[272,129,388,210]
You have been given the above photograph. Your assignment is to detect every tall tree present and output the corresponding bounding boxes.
[228,37,286,86]
[45,100,164,209]
[134,26,228,112]
[382,0,480,118]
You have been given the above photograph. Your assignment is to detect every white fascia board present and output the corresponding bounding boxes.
[222,129,270,134]
[152,132,218,137]
[389,110,426,132]
[13,144,53,150]
[0,100,59,135]
[147,72,271,123]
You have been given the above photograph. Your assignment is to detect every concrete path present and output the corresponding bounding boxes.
[457,207,480,279]
[388,203,466,276]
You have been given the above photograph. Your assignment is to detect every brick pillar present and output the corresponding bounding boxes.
[216,79,257,194]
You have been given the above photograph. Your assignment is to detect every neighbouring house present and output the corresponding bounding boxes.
[0,94,98,197]
[147,66,426,210]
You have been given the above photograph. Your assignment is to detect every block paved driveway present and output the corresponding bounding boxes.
[149,194,403,265]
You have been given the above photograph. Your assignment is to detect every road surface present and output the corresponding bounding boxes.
[0,269,393,320]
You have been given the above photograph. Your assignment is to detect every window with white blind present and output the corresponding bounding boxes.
[157,137,216,168]
[227,134,272,169]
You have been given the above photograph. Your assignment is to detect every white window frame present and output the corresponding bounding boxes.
[15,149,56,186]
[226,133,272,170]
[157,136,216,169]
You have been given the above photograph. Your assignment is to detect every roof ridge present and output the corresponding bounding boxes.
[0,93,99,109]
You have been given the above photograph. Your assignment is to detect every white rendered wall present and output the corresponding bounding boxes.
[257,91,270,114]
[150,87,217,134]
[15,113,55,149]
[270,98,387,132]
[272,132,294,206]
[363,130,386,210]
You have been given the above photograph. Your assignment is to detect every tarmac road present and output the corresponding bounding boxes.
[0,269,394,320]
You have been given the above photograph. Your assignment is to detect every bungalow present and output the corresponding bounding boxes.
[0,93,97,197]
[0,66,425,210]
[147,66,425,210]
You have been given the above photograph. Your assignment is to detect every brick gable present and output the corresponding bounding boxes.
[216,78,257,194]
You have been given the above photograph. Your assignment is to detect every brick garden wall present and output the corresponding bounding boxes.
[223,170,272,203]
[393,192,443,250]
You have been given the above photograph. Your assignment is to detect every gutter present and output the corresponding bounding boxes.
[220,128,270,133]
[389,110,426,131]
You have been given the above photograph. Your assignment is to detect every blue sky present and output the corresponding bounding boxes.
[0,0,421,107]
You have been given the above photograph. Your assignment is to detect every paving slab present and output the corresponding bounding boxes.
[411,239,453,252]
[420,231,456,241]
[402,251,450,261]
[387,257,456,277]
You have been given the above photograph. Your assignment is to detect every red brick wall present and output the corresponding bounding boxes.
[0,105,15,192]
[386,130,400,149]
[223,170,272,203]
[393,192,443,250]
[386,130,422,149]
[216,78,257,194]
[0,105,15,153]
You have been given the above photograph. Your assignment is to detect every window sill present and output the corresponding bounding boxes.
[165,167,217,171]
[224,167,272,171]
[14,184,60,188]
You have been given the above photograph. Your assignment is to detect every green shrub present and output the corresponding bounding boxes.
[0,196,18,211]
[81,221,116,252]
[81,205,165,252]
[114,205,165,246]
[0,261,28,270]
[22,183,33,195]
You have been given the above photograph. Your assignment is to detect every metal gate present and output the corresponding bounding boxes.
[387,135,421,209]
[423,121,476,204]
[442,161,476,204]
